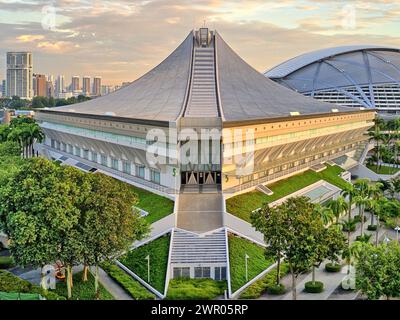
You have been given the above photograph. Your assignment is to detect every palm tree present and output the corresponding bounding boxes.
[326,196,348,224]
[313,203,334,226]
[354,179,371,237]
[367,182,383,226]
[341,184,357,243]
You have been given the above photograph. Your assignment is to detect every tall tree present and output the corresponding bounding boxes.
[251,204,288,287]
[76,174,149,298]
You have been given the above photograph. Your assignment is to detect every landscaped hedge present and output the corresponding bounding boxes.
[101,262,155,300]
[119,234,170,293]
[0,270,65,300]
[0,256,15,269]
[239,263,289,299]
[367,224,378,231]
[267,283,286,295]
[325,263,342,273]
[304,281,324,293]
[166,278,226,300]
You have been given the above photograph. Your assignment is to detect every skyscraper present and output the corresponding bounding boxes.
[0,80,5,97]
[33,74,47,97]
[6,52,33,99]
[46,80,54,98]
[93,76,101,96]
[71,76,80,92]
[55,75,65,97]
[82,76,91,96]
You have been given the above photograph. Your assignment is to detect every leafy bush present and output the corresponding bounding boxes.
[166,278,226,300]
[355,234,372,243]
[304,281,324,293]
[367,225,378,231]
[267,283,286,295]
[101,262,155,300]
[0,270,65,300]
[342,219,356,232]
[354,215,367,223]
[119,234,170,293]
[385,218,397,229]
[325,262,342,273]
[0,256,14,269]
[239,263,289,299]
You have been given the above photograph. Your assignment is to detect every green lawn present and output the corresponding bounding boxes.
[228,234,275,293]
[0,270,65,300]
[125,183,174,224]
[226,164,348,222]
[166,278,227,300]
[118,234,170,293]
[366,164,400,175]
[54,270,114,300]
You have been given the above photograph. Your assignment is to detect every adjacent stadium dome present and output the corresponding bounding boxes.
[265,45,400,114]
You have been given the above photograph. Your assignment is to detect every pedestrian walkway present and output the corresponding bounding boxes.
[260,210,388,300]
[92,267,133,300]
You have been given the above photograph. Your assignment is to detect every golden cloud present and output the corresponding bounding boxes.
[16,35,45,42]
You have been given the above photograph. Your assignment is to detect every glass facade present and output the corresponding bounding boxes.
[136,165,145,179]
[123,161,131,175]
[111,158,119,170]
[150,169,160,184]
[101,154,108,166]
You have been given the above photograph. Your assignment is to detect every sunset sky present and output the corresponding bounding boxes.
[1,0,400,86]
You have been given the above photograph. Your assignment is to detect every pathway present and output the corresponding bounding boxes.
[91,266,133,300]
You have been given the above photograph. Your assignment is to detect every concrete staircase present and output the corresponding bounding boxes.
[185,47,218,117]
[171,228,227,264]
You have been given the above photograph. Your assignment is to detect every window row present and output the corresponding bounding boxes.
[49,139,161,184]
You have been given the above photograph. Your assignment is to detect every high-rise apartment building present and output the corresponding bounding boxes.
[82,76,91,96]
[33,74,47,97]
[0,80,5,97]
[6,52,33,99]
[93,76,102,96]
[46,80,54,98]
[55,75,65,97]
[71,76,80,91]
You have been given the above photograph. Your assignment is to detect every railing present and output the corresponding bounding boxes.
[224,145,359,194]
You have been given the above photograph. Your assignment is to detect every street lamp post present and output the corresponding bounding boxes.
[375,215,379,246]
[245,254,250,282]
[145,255,150,283]
[395,226,400,242]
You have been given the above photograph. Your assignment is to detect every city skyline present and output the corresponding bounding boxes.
[0,0,399,85]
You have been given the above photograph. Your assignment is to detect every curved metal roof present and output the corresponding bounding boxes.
[265,45,400,78]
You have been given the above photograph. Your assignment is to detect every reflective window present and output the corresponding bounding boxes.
[136,165,145,179]
[123,161,131,175]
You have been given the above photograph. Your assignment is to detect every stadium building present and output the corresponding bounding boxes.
[265,46,400,115]
[35,29,375,297]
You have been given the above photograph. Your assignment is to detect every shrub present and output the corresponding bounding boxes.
[101,262,155,300]
[0,270,65,300]
[0,256,15,269]
[367,224,377,231]
[166,278,226,300]
[267,283,286,295]
[353,215,367,223]
[304,281,324,293]
[325,262,342,273]
[342,220,356,232]
[356,234,372,243]
[239,263,289,299]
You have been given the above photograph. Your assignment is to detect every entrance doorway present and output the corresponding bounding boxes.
[181,171,221,185]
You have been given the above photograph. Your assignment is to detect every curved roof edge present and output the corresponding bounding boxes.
[265,45,400,78]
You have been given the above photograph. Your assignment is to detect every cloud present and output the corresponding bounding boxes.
[0,0,399,85]
[16,34,44,42]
